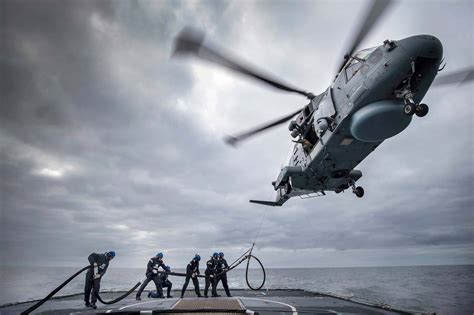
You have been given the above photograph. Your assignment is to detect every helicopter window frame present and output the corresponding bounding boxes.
[344,46,378,82]
[345,60,363,82]
[354,46,378,60]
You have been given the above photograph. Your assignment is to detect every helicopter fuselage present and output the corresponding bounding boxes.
[263,35,443,206]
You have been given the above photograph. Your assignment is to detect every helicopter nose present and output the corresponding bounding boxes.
[398,35,443,60]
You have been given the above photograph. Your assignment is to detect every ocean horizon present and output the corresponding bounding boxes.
[1,264,473,314]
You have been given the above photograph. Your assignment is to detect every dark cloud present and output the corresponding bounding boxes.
[0,0,473,268]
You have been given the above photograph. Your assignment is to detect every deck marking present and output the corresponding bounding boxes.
[108,297,296,314]
[116,298,179,310]
[239,297,298,315]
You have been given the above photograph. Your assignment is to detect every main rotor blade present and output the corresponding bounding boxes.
[336,0,393,73]
[432,67,474,86]
[224,107,304,146]
[173,27,314,99]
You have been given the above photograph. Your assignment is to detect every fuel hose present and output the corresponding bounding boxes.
[94,281,142,304]
[216,243,266,290]
[21,265,90,315]
[20,266,144,313]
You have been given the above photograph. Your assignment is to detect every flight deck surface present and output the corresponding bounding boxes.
[0,289,432,314]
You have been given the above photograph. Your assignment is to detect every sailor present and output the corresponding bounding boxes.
[148,265,173,298]
[180,254,202,298]
[204,252,219,298]
[217,252,232,297]
[136,252,165,300]
[84,251,115,309]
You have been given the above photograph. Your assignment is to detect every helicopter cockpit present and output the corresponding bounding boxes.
[344,46,379,81]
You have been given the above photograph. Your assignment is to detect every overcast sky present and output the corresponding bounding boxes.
[1,0,473,269]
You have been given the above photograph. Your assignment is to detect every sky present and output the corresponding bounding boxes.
[1,0,473,269]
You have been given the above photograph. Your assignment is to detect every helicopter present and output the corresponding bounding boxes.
[173,0,473,206]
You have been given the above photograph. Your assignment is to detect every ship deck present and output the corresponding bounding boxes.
[0,289,431,314]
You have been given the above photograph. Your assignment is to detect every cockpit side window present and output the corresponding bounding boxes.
[355,46,377,60]
[345,60,363,81]
[344,46,378,82]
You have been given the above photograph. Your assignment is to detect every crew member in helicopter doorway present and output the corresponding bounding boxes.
[181,254,202,298]
[136,252,165,300]
[84,251,115,309]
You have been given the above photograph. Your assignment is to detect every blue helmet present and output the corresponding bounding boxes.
[156,252,164,259]
[219,252,224,258]
[106,251,116,259]
[164,265,171,272]
[194,254,201,261]
[212,252,219,259]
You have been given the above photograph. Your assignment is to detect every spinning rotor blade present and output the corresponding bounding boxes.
[225,107,304,146]
[173,27,314,99]
[432,67,474,86]
[337,0,393,73]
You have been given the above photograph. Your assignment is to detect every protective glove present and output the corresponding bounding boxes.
[93,263,99,277]
[210,275,214,278]
[152,269,158,274]
[93,273,101,279]
[191,273,196,278]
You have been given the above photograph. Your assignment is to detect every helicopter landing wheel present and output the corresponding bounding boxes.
[415,103,429,117]
[403,103,416,116]
[353,186,364,198]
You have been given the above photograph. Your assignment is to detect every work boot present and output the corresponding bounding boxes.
[167,295,173,298]
[147,291,152,298]
[204,295,208,298]
[136,296,141,301]
[85,302,91,308]
[91,303,97,309]
[180,294,184,299]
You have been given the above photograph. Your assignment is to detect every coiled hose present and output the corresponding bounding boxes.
[218,243,266,290]
[245,254,266,290]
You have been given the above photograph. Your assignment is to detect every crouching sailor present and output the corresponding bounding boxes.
[148,265,173,298]
[136,252,165,300]
[181,254,202,298]
[84,251,115,309]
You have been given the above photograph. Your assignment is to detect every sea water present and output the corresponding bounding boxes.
[1,265,473,314]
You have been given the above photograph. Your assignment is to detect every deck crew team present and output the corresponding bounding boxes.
[84,250,232,309]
